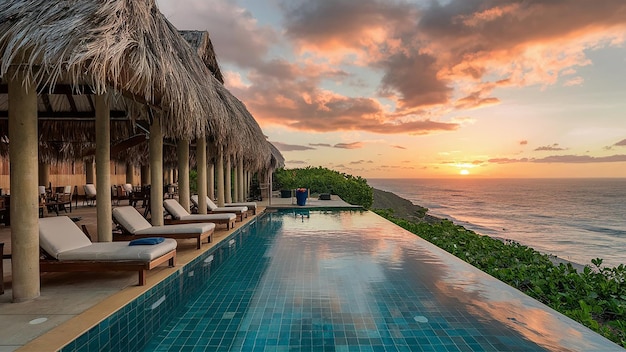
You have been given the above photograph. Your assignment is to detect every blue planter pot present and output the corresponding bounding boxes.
[295,190,307,206]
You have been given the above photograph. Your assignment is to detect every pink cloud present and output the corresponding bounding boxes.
[279,0,626,113]
[163,0,626,136]
[159,0,277,69]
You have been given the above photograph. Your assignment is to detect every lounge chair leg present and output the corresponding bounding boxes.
[138,270,146,286]
[196,238,201,250]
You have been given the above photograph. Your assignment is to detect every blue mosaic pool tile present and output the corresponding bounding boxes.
[63,211,622,351]
[58,219,258,352]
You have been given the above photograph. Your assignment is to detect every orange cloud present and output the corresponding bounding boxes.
[172,0,626,136]
[281,0,626,114]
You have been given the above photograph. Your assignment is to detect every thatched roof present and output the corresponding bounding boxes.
[0,91,138,161]
[180,30,271,171]
[0,0,228,141]
[179,31,224,84]
[268,142,285,170]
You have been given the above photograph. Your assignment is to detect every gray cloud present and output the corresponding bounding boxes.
[534,154,626,163]
[271,141,316,151]
[334,142,364,149]
[309,143,332,147]
[534,143,567,152]
[489,154,626,164]
[614,138,626,147]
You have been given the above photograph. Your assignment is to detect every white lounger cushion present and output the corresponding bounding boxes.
[39,216,92,257]
[57,240,177,261]
[39,216,177,261]
[84,184,97,196]
[191,195,247,213]
[113,206,215,235]
[225,202,257,211]
[164,199,236,222]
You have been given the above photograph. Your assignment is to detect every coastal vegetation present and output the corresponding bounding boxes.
[373,208,626,347]
[273,167,373,208]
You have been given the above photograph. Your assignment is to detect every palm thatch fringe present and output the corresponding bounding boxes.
[180,30,270,171]
[268,142,285,171]
[179,31,224,84]
[0,0,228,141]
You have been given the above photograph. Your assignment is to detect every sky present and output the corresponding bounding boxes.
[157,0,626,178]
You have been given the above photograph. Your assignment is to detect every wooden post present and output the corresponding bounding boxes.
[38,163,50,188]
[95,94,112,242]
[150,118,163,225]
[85,159,95,184]
[208,163,215,201]
[177,139,190,212]
[196,138,207,214]
[125,163,134,184]
[237,158,244,202]
[216,148,225,207]
[140,164,150,186]
[233,158,239,203]
[225,156,232,204]
[9,68,40,302]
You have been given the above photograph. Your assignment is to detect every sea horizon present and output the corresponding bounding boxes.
[368,177,626,268]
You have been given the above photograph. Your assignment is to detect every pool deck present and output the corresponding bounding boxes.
[0,195,356,351]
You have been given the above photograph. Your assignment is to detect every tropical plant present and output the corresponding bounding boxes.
[273,167,373,208]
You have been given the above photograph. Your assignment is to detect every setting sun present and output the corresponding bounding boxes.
[460,169,470,175]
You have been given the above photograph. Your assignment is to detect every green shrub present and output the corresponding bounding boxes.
[273,167,373,208]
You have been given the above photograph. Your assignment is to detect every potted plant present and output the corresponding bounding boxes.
[273,168,297,198]
[295,188,308,206]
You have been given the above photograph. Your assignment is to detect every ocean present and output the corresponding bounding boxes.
[367,178,626,268]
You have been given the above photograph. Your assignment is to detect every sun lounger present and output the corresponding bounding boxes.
[163,199,236,229]
[39,216,176,286]
[112,206,214,249]
[221,199,257,215]
[191,195,248,221]
[83,184,97,206]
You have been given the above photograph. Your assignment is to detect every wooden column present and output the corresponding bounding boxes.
[237,158,244,202]
[196,138,207,214]
[38,163,50,188]
[233,158,239,203]
[9,68,40,302]
[125,163,134,184]
[225,156,232,204]
[150,118,163,226]
[177,139,190,212]
[163,168,171,186]
[208,163,215,201]
[216,148,225,207]
[95,94,112,242]
[140,164,150,186]
[85,159,95,184]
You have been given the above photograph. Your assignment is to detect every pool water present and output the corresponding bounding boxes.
[143,210,620,351]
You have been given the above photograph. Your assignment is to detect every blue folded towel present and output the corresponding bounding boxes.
[129,237,165,246]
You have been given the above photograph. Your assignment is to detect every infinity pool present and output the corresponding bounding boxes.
[143,210,620,351]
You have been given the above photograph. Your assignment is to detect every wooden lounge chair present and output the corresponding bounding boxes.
[163,199,236,229]
[222,199,257,215]
[55,185,73,213]
[39,216,177,286]
[83,184,97,206]
[190,195,248,221]
[112,206,214,249]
